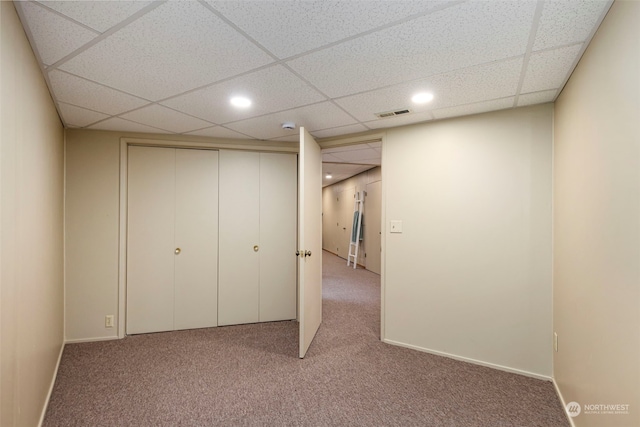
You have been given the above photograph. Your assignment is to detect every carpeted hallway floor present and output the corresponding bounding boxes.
[44,251,569,426]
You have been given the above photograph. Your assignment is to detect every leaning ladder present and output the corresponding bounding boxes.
[347,191,364,269]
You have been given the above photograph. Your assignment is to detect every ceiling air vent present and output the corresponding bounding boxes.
[375,109,411,119]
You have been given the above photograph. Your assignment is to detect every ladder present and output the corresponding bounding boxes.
[347,191,364,269]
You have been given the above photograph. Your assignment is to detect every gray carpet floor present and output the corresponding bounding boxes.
[44,251,569,426]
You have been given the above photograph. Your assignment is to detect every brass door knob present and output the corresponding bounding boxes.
[253,245,259,252]
[175,248,181,255]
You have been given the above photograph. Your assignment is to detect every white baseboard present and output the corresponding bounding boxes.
[383,338,552,381]
[38,343,65,427]
[552,377,576,427]
[65,335,119,344]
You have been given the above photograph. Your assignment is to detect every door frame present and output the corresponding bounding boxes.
[317,132,387,340]
[117,137,297,338]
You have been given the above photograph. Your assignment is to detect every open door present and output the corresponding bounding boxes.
[298,127,322,358]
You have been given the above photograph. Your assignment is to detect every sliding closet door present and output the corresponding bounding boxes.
[174,149,219,330]
[259,153,297,322]
[218,150,260,326]
[127,146,176,334]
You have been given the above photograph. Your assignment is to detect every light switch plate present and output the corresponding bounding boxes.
[390,220,403,233]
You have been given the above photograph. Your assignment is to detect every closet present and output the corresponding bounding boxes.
[218,150,297,326]
[127,146,219,334]
[126,146,297,334]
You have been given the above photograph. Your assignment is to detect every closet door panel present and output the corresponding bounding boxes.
[218,150,260,326]
[174,149,219,330]
[259,153,297,322]
[127,146,175,334]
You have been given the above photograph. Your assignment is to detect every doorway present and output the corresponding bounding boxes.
[321,141,382,274]
[319,139,383,343]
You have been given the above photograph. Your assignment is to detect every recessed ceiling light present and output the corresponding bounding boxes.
[411,92,434,104]
[325,173,332,179]
[230,96,252,108]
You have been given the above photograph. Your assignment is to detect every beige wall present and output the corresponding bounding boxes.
[0,2,65,426]
[383,104,553,378]
[554,1,640,426]
[64,129,296,342]
[65,131,120,342]
[322,167,381,267]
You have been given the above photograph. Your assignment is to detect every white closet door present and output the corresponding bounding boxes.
[127,146,175,334]
[259,153,297,322]
[174,149,219,330]
[218,150,260,326]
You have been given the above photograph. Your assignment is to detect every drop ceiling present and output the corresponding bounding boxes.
[13,0,611,144]
[322,141,381,187]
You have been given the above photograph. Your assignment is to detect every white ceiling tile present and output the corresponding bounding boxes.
[517,90,557,107]
[521,44,583,93]
[322,164,376,187]
[57,102,109,127]
[335,58,523,122]
[269,134,300,142]
[287,1,536,97]
[323,143,372,154]
[161,65,324,124]
[323,163,376,173]
[87,117,170,134]
[225,102,358,139]
[120,105,214,134]
[431,97,515,120]
[206,0,454,58]
[533,0,611,51]
[48,70,149,115]
[18,1,98,65]
[59,1,274,101]
[185,126,253,140]
[37,1,154,32]
[311,124,369,140]
[322,153,342,162]
[364,111,435,130]
[332,148,381,163]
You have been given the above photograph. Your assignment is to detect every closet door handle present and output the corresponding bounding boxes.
[175,248,181,255]
[253,245,259,252]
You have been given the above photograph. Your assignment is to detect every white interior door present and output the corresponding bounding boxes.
[218,150,260,326]
[174,149,219,330]
[364,181,382,275]
[298,127,323,358]
[127,146,175,334]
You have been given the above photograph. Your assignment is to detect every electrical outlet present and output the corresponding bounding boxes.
[554,332,558,352]
[105,315,114,328]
